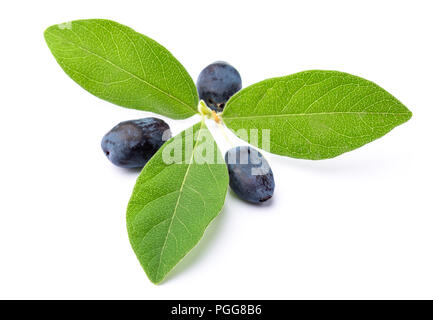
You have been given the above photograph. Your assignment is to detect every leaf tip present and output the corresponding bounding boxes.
[150,277,164,285]
[147,270,165,285]
[407,109,413,120]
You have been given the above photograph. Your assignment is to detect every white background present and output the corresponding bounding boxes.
[0,0,432,299]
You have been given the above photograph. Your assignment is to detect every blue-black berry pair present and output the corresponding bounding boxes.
[101,62,274,203]
[198,62,274,203]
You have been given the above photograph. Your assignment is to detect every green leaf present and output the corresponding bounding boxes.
[126,121,228,284]
[222,70,412,159]
[44,19,198,119]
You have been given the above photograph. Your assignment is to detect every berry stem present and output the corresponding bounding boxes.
[216,120,234,148]
[198,101,233,147]
[198,100,222,123]
[198,100,212,118]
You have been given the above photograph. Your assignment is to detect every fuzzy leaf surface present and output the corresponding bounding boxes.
[44,19,198,119]
[222,70,412,159]
[127,121,228,284]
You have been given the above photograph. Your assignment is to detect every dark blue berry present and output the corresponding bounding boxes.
[197,61,242,112]
[225,146,275,203]
[101,118,171,168]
